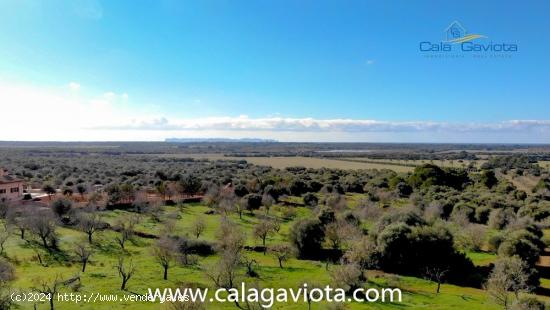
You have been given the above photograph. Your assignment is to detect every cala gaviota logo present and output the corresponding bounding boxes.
[420,21,518,53]
[444,21,486,44]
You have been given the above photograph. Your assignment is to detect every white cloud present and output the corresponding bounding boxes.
[94,116,550,135]
[366,60,375,65]
[103,91,129,101]
[0,80,549,143]
[0,80,148,141]
[68,82,81,91]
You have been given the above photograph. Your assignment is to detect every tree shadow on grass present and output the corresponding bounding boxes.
[535,286,550,297]
[92,240,124,256]
[20,239,70,265]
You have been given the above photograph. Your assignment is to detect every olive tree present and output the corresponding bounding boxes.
[253,220,275,249]
[29,210,58,252]
[205,219,245,290]
[330,263,364,294]
[114,218,135,250]
[75,244,92,272]
[268,244,294,268]
[77,211,102,244]
[116,258,136,290]
[192,217,206,239]
[486,256,533,309]
[153,236,178,280]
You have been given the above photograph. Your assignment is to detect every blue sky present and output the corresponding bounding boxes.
[0,0,549,142]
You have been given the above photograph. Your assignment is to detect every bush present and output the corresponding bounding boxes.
[475,206,492,224]
[303,193,318,207]
[450,203,475,224]
[317,207,336,225]
[330,263,364,293]
[396,182,412,197]
[243,194,262,212]
[511,297,546,310]
[532,177,550,193]
[0,259,14,282]
[488,208,516,230]
[377,223,412,268]
[407,164,469,190]
[281,207,297,220]
[455,224,486,252]
[377,223,476,285]
[376,210,425,233]
[498,230,542,266]
[51,198,72,218]
[234,184,249,197]
[289,218,324,259]
[480,170,498,189]
[488,233,505,253]
[289,179,308,196]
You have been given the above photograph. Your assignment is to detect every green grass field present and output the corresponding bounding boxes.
[4,202,549,309]
[340,158,486,170]
[144,154,418,172]
[145,153,496,173]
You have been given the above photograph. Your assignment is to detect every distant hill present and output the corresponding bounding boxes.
[165,138,278,143]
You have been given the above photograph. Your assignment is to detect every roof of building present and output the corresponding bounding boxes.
[0,174,24,185]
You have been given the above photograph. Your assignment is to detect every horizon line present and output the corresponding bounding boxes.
[1,140,550,146]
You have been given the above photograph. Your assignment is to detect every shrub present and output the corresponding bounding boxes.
[480,170,498,189]
[488,208,516,230]
[377,223,412,268]
[488,232,506,253]
[407,164,469,190]
[450,203,475,224]
[317,207,336,225]
[330,263,364,293]
[281,207,297,220]
[233,185,249,197]
[289,218,324,259]
[498,230,542,266]
[475,206,492,224]
[303,193,318,208]
[396,182,413,198]
[376,210,425,233]
[51,198,72,218]
[343,237,379,270]
[289,179,308,196]
[243,194,262,213]
[377,223,475,285]
[532,177,550,193]
[0,259,14,283]
[455,224,486,252]
[511,297,546,310]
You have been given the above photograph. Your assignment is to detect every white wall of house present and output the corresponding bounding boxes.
[0,182,24,201]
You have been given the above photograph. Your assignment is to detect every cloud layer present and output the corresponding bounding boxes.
[97,116,550,134]
[0,79,548,142]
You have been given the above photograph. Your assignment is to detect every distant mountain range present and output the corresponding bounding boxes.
[165,138,278,143]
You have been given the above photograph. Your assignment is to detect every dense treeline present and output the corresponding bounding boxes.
[2,141,550,159]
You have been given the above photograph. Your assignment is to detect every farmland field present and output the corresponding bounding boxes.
[146,154,417,172]
[144,153,501,172]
